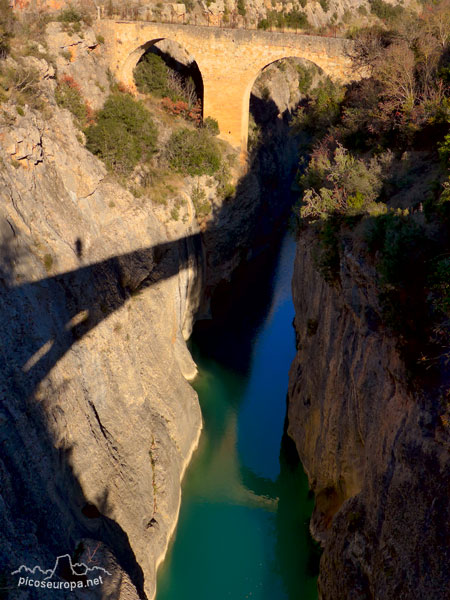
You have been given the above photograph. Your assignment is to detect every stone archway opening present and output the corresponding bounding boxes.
[248,57,325,150]
[133,39,204,118]
[242,57,328,191]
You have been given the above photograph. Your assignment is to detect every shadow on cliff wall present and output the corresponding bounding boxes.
[193,94,301,374]
[0,94,300,599]
[0,233,203,402]
[0,96,298,399]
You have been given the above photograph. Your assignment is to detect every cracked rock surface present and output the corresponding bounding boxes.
[0,77,202,600]
[287,229,450,600]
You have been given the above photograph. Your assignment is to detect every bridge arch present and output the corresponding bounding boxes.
[120,37,204,110]
[241,56,326,153]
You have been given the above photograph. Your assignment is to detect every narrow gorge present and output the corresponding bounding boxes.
[1,2,449,600]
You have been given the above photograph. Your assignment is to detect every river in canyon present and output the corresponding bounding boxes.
[156,235,318,600]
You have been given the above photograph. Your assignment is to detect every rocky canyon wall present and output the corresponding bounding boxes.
[0,77,205,600]
[0,24,213,600]
[0,14,300,597]
[287,229,450,599]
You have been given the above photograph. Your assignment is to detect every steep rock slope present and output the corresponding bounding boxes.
[287,230,450,599]
[0,89,204,599]
[0,24,206,600]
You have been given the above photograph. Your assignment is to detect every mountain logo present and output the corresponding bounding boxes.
[11,554,111,591]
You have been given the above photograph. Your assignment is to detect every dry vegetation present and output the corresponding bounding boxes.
[294,0,450,371]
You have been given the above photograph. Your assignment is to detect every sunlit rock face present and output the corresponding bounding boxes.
[0,23,206,598]
[0,83,204,600]
[287,228,450,599]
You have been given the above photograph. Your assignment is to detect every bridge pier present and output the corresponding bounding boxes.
[203,75,254,163]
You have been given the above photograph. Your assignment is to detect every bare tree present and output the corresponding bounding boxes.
[375,41,417,109]
[416,34,441,99]
[166,69,184,97]
[346,29,392,76]
[166,71,198,108]
[423,0,450,49]
[183,76,198,108]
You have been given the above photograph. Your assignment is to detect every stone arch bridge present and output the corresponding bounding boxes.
[96,20,357,154]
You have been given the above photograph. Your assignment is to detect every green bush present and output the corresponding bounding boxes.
[57,6,83,23]
[257,18,270,30]
[134,51,199,107]
[203,116,219,135]
[292,76,344,136]
[85,93,158,174]
[55,78,87,126]
[297,64,314,94]
[134,52,169,97]
[191,184,211,218]
[299,144,389,220]
[258,10,308,30]
[43,253,53,272]
[0,0,14,59]
[438,130,450,167]
[237,0,246,17]
[166,128,221,176]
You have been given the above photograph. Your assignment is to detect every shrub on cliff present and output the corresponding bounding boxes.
[292,76,344,137]
[134,52,169,97]
[134,52,200,108]
[3,61,43,110]
[439,130,450,167]
[298,143,390,220]
[191,183,211,218]
[341,13,450,150]
[165,128,220,176]
[258,10,308,30]
[237,0,246,17]
[0,0,14,59]
[85,93,158,175]
[57,5,92,26]
[57,6,83,23]
[203,116,219,136]
[55,75,91,127]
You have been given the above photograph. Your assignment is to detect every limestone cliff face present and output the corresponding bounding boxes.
[287,229,450,599]
[0,16,297,598]
[0,31,208,599]
[14,0,419,31]
[0,95,205,599]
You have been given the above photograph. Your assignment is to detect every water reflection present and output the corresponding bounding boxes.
[157,236,319,600]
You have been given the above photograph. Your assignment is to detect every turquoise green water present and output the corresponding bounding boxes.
[157,236,319,600]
